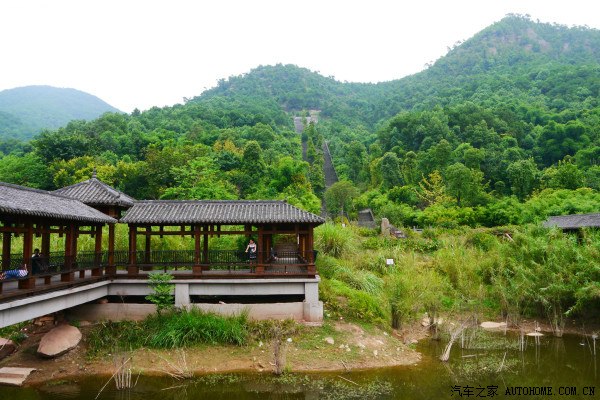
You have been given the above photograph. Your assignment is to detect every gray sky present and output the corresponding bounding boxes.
[1,0,599,113]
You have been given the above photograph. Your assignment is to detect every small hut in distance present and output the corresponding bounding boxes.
[543,213,600,231]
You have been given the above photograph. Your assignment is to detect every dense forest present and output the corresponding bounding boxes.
[1,15,600,230]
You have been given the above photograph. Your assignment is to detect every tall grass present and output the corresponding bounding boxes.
[145,308,248,348]
[87,309,249,357]
[314,223,600,331]
[315,223,355,258]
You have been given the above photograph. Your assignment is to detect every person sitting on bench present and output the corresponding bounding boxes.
[31,248,48,274]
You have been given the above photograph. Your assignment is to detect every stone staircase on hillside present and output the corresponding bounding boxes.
[322,141,339,188]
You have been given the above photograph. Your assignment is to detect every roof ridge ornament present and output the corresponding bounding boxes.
[92,167,97,179]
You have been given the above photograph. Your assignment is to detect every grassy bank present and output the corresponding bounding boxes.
[315,222,600,336]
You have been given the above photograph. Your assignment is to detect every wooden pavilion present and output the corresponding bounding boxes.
[53,171,135,274]
[0,182,116,292]
[120,200,325,277]
[0,178,325,322]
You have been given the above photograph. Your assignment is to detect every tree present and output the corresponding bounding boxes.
[324,181,359,217]
[444,163,486,206]
[0,153,52,189]
[345,141,367,184]
[401,151,419,185]
[507,158,539,200]
[417,170,451,207]
[161,156,237,200]
[540,158,585,190]
[380,152,402,190]
[242,140,265,173]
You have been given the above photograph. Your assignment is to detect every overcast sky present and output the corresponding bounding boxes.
[1,0,599,113]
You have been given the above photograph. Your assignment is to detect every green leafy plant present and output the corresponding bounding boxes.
[145,273,175,314]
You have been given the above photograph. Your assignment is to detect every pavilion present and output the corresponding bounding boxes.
[0,175,325,321]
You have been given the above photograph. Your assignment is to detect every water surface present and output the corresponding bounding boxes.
[2,332,598,399]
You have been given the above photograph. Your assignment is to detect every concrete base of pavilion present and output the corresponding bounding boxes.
[68,301,323,323]
[0,276,323,328]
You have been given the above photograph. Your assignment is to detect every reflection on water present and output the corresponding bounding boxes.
[2,332,598,399]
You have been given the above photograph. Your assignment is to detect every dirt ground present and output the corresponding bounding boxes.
[0,319,424,385]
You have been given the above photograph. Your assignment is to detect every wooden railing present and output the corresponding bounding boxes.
[1,249,317,280]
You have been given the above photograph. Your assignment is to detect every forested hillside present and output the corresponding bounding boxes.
[1,14,599,229]
[0,85,120,140]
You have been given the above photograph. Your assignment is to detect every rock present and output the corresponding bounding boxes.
[373,350,378,357]
[324,337,335,345]
[0,367,36,386]
[526,332,544,337]
[0,338,16,360]
[480,321,507,329]
[37,324,82,358]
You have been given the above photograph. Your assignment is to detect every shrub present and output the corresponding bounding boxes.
[145,272,175,314]
[320,279,387,323]
[315,223,354,258]
[144,308,249,348]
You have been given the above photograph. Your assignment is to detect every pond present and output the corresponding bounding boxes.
[2,331,598,399]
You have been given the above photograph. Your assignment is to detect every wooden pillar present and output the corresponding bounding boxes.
[255,225,264,274]
[62,224,76,282]
[144,226,151,262]
[19,222,35,289]
[106,223,116,276]
[92,224,103,277]
[307,225,315,275]
[264,234,272,264]
[128,224,138,275]
[41,226,51,259]
[202,226,209,270]
[193,225,202,274]
[41,226,51,284]
[142,226,152,271]
[2,229,11,270]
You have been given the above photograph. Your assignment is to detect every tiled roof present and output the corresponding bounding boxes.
[0,182,117,224]
[53,176,134,208]
[121,200,325,225]
[543,213,600,229]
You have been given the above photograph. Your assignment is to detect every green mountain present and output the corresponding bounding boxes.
[197,15,600,128]
[0,85,120,140]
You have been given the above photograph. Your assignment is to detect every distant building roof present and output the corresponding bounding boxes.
[121,200,326,225]
[53,172,135,208]
[0,182,117,224]
[543,213,600,229]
